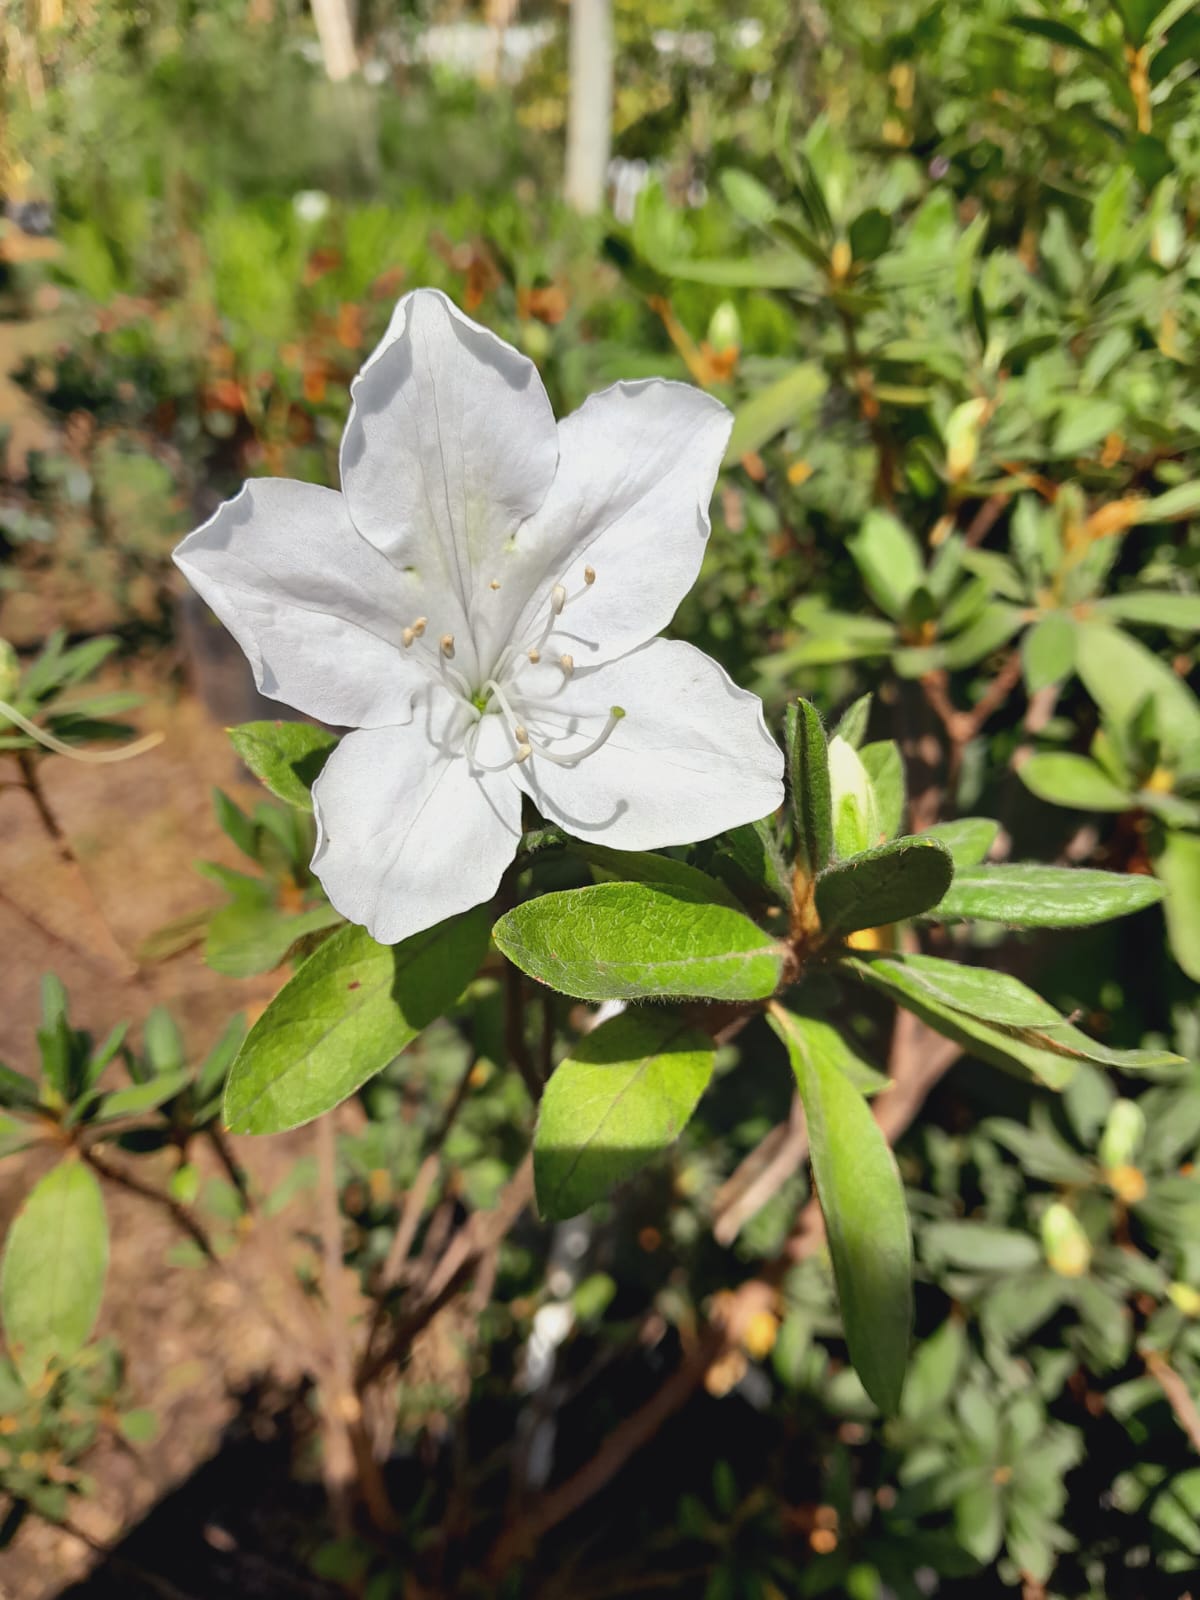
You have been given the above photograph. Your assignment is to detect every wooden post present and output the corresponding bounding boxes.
[564,0,613,215]
[310,0,359,82]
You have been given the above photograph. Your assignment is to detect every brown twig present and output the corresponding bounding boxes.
[711,1093,809,1246]
[1143,1347,1200,1453]
[314,1115,397,1531]
[357,1154,535,1390]
[84,1148,218,1263]
[16,750,139,979]
[963,491,1010,547]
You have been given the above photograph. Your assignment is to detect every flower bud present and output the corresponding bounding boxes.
[706,299,742,353]
[827,735,880,859]
[1167,1282,1200,1318]
[1041,1202,1091,1278]
[1099,1099,1145,1171]
[0,638,18,702]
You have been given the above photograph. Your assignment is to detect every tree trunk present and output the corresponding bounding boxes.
[564,0,612,215]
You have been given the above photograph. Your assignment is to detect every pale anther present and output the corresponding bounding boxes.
[440,633,455,657]
[515,724,528,742]
[515,743,533,763]
[551,584,567,614]
[560,653,575,677]
[413,616,427,636]
[584,565,596,585]
[489,579,501,591]
[402,627,415,648]
[528,647,541,664]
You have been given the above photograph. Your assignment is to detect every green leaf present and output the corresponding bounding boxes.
[1130,481,1200,523]
[860,741,905,840]
[1020,753,1133,812]
[714,819,792,906]
[1154,831,1200,982]
[142,1007,185,1075]
[923,1220,1042,1272]
[228,721,339,812]
[848,511,924,620]
[1076,622,1200,760]
[1052,399,1124,458]
[1093,592,1200,631]
[224,912,490,1133]
[933,864,1164,927]
[580,845,740,907]
[769,1005,912,1414]
[869,953,1065,1028]
[533,1011,714,1220]
[923,817,999,867]
[653,252,816,290]
[815,838,954,939]
[1,1160,108,1385]
[724,363,827,463]
[0,1061,41,1111]
[772,1008,891,1096]
[1009,13,1122,71]
[493,884,787,1004]
[718,167,778,226]
[849,956,1181,1087]
[205,884,344,979]
[1022,615,1076,692]
[785,698,832,878]
[212,788,259,861]
[92,1069,192,1124]
[834,693,873,750]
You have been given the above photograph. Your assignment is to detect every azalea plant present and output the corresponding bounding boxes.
[153,288,1174,1421]
[4,1,1200,1591]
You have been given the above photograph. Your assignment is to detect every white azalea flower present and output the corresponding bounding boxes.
[175,289,783,945]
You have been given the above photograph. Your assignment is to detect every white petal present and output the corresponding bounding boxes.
[312,687,522,945]
[513,639,783,849]
[497,381,732,671]
[174,479,424,727]
[340,288,558,683]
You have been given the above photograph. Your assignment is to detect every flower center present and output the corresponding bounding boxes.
[396,564,624,774]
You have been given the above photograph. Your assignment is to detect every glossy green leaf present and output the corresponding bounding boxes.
[1,1160,108,1385]
[773,1008,891,1096]
[769,1005,912,1414]
[228,721,339,811]
[934,863,1164,927]
[494,884,786,1003]
[534,1011,714,1220]
[923,817,999,867]
[1052,399,1123,458]
[785,698,832,878]
[1020,753,1132,812]
[1154,831,1200,982]
[815,837,954,939]
[224,911,490,1133]
[850,956,1182,1088]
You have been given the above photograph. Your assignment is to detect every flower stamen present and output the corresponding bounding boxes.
[440,634,455,658]
[559,653,575,678]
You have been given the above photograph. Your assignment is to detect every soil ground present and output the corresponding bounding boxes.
[1,319,341,1594]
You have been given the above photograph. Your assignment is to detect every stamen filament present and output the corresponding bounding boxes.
[523,706,625,767]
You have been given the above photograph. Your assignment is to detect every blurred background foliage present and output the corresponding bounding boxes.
[3,0,1200,1595]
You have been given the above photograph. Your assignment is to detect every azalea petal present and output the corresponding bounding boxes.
[494,381,733,673]
[312,687,522,945]
[341,288,558,684]
[174,479,424,727]
[513,639,783,849]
